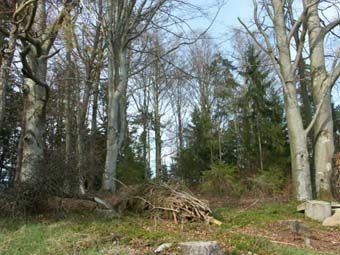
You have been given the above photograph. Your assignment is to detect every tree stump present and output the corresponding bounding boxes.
[305,200,332,221]
[179,241,224,255]
[323,209,340,227]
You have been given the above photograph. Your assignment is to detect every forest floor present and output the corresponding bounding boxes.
[0,197,339,255]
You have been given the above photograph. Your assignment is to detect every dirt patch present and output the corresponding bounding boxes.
[233,220,340,254]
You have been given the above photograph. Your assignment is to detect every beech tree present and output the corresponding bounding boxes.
[73,0,104,193]
[306,0,339,199]
[240,0,340,200]
[102,0,169,191]
[10,0,78,183]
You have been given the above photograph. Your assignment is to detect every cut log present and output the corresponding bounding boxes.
[323,209,340,227]
[298,201,340,213]
[154,243,173,253]
[94,197,112,209]
[207,216,222,226]
[305,200,332,221]
[179,241,224,255]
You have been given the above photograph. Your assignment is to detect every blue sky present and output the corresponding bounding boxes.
[191,0,253,41]
[190,0,340,101]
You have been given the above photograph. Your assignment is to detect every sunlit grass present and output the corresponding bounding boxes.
[0,201,336,255]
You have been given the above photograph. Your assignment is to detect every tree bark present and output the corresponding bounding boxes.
[272,0,312,200]
[142,79,150,179]
[306,2,335,199]
[76,64,92,194]
[103,47,128,192]
[20,0,48,183]
[154,94,162,179]
[20,76,47,182]
[19,0,78,184]
[89,75,99,190]
[65,51,73,165]
[285,91,312,200]
[152,35,163,180]
[102,0,166,190]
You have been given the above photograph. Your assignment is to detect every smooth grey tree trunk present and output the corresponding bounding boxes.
[19,0,78,184]
[103,47,128,192]
[272,0,312,200]
[307,2,335,199]
[20,76,47,182]
[285,92,312,200]
[20,0,48,183]
[102,0,166,190]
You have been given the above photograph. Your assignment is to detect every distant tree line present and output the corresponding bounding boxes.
[0,0,339,203]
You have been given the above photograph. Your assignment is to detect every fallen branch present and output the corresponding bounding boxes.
[94,197,112,210]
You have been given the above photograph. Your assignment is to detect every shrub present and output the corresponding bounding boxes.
[200,164,241,196]
[246,166,285,196]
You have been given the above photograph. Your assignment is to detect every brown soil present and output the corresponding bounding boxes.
[233,221,340,254]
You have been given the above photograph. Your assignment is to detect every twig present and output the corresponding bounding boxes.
[240,199,259,211]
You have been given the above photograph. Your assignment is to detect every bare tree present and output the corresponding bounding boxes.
[73,0,104,193]
[102,0,167,191]
[240,0,340,200]
[240,0,312,200]
[15,0,78,183]
[306,0,340,199]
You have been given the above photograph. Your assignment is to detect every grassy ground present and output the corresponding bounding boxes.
[0,199,339,255]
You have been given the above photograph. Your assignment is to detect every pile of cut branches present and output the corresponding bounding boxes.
[119,182,221,225]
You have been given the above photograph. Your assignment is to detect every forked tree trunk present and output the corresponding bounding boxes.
[18,0,78,184]
[271,0,312,200]
[20,1,48,183]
